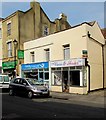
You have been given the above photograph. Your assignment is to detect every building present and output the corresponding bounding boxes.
[0,18,3,73]
[101,28,106,89]
[22,21,105,94]
[2,1,71,77]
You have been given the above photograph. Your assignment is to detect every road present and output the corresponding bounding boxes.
[1,93,105,119]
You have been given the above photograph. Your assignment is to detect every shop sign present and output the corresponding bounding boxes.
[2,61,17,69]
[21,62,49,70]
[82,50,88,58]
[18,50,24,59]
[50,58,85,68]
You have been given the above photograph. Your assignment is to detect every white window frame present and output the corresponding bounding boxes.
[44,48,50,61]
[7,42,12,57]
[63,44,70,60]
[30,51,35,63]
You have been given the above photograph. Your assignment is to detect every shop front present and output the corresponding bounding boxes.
[2,61,17,78]
[21,62,49,87]
[50,58,88,94]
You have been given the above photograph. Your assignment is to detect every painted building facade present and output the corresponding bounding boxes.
[0,18,2,73]
[23,21,105,94]
[2,1,71,78]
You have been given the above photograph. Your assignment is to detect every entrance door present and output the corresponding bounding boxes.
[62,71,69,92]
[70,71,80,86]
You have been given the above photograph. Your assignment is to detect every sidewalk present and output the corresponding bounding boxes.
[50,89,105,107]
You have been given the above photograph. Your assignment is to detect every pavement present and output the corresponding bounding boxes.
[50,89,106,107]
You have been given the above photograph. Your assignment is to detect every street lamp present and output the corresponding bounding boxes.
[13,39,18,78]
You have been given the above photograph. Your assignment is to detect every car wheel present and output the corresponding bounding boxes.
[28,91,33,98]
[9,89,14,96]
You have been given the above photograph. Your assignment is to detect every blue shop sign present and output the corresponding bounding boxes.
[21,62,49,70]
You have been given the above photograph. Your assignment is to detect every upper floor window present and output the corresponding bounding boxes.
[7,22,11,36]
[30,51,35,63]
[0,28,2,39]
[43,26,49,36]
[63,44,70,60]
[45,48,50,61]
[7,42,12,57]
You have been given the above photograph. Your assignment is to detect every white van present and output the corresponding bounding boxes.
[0,74,10,89]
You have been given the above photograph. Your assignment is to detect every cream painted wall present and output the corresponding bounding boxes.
[24,24,87,63]
[24,22,105,92]
[104,42,106,88]
[87,33,103,90]
[0,21,2,67]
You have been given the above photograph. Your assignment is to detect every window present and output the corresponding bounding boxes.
[45,48,50,61]
[7,22,11,36]
[7,42,12,57]
[63,44,70,60]
[30,51,35,63]
[0,28,2,39]
[43,26,49,36]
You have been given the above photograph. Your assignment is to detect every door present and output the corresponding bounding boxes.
[62,71,69,92]
[70,71,80,86]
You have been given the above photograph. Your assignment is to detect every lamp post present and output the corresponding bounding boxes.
[13,39,18,78]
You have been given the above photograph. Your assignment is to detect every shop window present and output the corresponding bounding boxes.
[52,71,62,86]
[63,44,70,60]
[30,51,35,63]
[7,42,12,57]
[44,72,49,80]
[7,22,11,36]
[44,48,50,61]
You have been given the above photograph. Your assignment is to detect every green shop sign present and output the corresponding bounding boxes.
[18,50,24,59]
[2,61,17,69]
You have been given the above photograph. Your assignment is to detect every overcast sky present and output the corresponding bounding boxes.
[0,0,105,28]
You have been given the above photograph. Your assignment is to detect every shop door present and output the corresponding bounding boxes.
[70,71,80,86]
[62,71,69,92]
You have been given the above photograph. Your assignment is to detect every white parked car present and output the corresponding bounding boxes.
[0,74,10,89]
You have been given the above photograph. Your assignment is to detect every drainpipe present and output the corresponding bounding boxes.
[102,44,105,89]
[85,58,90,93]
[87,64,90,93]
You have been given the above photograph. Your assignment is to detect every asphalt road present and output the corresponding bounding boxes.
[1,93,105,119]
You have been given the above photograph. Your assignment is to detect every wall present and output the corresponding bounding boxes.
[2,12,19,61]
[24,24,87,63]
[104,41,106,88]
[86,22,105,90]
[0,21,2,67]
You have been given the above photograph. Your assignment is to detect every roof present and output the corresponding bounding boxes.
[0,18,4,21]
[101,28,106,39]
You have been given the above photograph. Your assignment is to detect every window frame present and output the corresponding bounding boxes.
[30,51,35,63]
[63,44,70,60]
[7,42,12,57]
[7,22,11,36]
[44,48,50,61]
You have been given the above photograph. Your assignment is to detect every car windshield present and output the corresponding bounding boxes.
[26,78,44,85]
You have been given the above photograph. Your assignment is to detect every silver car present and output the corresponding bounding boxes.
[9,78,50,98]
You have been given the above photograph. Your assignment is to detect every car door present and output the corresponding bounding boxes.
[13,78,21,95]
[19,78,28,96]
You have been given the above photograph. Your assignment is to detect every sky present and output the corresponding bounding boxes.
[0,0,105,28]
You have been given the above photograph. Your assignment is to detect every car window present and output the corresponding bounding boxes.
[13,78,20,84]
[20,79,28,85]
[0,76,3,82]
[4,76,9,82]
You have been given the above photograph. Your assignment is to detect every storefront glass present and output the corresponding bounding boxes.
[21,62,49,85]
